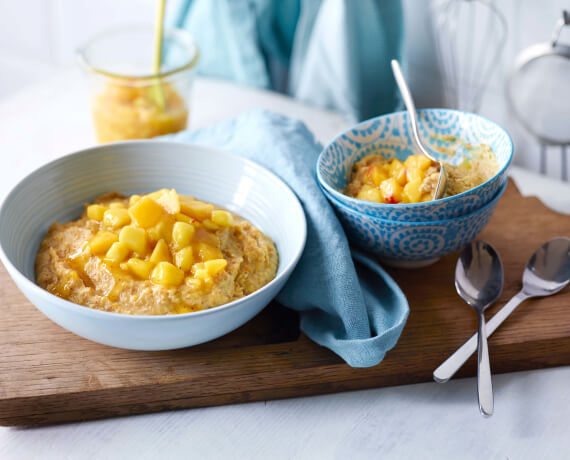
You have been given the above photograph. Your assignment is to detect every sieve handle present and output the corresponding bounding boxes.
[551,10,569,48]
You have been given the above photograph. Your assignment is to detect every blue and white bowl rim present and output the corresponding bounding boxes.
[0,140,307,321]
[317,108,514,208]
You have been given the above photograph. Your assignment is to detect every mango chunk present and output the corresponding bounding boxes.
[196,242,223,261]
[356,184,383,203]
[174,213,192,224]
[406,167,424,183]
[155,189,180,214]
[380,178,404,204]
[172,221,195,249]
[128,196,163,228]
[149,239,171,264]
[125,258,154,280]
[87,204,107,221]
[404,178,423,203]
[119,226,148,256]
[211,209,233,228]
[105,242,130,264]
[174,247,194,271]
[180,200,214,221]
[129,195,141,206]
[109,202,126,209]
[89,231,118,255]
[191,263,214,289]
[147,223,162,243]
[204,259,227,277]
[151,261,184,287]
[147,216,174,244]
[192,263,211,280]
[175,304,192,314]
[184,277,203,291]
[102,208,131,229]
[201,219,220,231]
[389,159,407,186]
[404,155,418,169]
[146,189,168,200]
[365,165,388,187]
[417,155,433,170]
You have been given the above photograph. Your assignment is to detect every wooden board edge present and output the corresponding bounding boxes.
[3,336,570,426]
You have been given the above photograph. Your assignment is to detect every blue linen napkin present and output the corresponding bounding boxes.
[166,110,409,367]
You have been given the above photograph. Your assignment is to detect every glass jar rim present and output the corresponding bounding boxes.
[77,24,199,81]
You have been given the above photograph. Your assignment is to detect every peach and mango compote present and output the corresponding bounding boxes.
[35,189,278,315]
[86,189,234,289]
[345,154,437,204]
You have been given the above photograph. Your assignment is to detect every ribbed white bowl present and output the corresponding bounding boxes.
[0,141,306,350]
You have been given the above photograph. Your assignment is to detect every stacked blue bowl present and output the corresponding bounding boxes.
[317,109,513,268]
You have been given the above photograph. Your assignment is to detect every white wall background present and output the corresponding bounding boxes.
[0,0,568,178]
[0,0,155,91]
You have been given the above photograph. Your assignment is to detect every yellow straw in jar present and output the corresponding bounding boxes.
[150,0,167,111]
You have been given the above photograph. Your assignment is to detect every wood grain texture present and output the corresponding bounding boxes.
[1,180,569,426]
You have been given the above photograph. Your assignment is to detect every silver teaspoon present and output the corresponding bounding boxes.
[455,241,504,417]
[391,59,448,200]
[434,237,570,384]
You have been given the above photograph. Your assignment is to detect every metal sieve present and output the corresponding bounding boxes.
[506,10,570,180]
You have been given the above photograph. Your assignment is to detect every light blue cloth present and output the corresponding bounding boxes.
[166,110,409,367]
[168,0,403,121]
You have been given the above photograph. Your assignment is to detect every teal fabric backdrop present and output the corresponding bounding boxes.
[168,0,404,121]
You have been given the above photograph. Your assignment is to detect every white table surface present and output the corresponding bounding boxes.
[1,69,570,460]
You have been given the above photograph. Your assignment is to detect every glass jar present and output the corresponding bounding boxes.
[78,26,199,143]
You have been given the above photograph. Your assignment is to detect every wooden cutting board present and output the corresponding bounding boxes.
[1,180,569,426]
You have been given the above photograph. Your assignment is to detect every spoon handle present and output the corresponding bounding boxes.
[477,311,493,416]
[433,290,530,383]
[391,60,445,199]
[390,60,434,162]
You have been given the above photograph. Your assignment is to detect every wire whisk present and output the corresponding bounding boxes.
[431,0,507,113]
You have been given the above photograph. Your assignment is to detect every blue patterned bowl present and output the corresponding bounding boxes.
[323,181,507,268]
[0,141,306,350]
[317,109,513,222]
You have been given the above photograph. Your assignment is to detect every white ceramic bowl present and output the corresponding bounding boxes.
[0,141,306,350]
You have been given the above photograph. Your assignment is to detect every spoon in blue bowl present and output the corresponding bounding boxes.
[391,59,448,200]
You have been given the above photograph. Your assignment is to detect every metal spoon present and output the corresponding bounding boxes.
[455,241,504,417]
[434,237,570,383]
[391,59,448,200]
